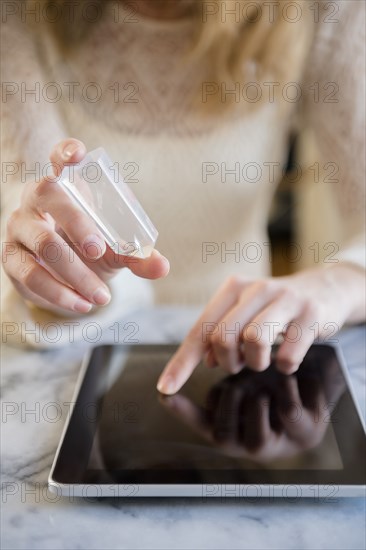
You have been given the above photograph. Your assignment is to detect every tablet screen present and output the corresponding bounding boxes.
[51,344,366,486]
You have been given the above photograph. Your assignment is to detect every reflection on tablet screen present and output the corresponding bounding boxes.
[87,346,346,474]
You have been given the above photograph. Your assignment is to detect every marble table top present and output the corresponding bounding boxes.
[1,307,365,550]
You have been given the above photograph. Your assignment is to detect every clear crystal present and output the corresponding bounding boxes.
[58,147,158,258]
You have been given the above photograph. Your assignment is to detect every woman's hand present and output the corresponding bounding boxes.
[3,138,170,315]
[157,264,364,394]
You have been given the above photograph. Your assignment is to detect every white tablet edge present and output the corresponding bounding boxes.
[48,344,366,498]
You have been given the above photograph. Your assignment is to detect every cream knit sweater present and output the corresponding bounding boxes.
[1,1,365,347]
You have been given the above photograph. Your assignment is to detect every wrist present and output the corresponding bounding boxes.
[321,262,366,324]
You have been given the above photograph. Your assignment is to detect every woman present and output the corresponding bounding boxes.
[1,0,365,394]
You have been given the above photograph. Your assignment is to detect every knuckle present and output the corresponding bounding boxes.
[52,288,70,309]
[243,325,265,347]
[36,231,56,252]
[210,331,221,347]
[249,338,268,352]
[224,275,245,294]
[253,279,268,292]
[34,176,56,202]
[6,209,22,235]
[249,278,276,297]
[63,210,87,233]
[302,299,321,319]
[34,178,48,199]
[74,269,96,293]
[245,341,271,371]
[278,287,298,302]
[220,339,235,353]
[75,270,88,288]
[19,262,37,286]
[211,332,233,352]
[20,180,36,206]
[277,349,303,370]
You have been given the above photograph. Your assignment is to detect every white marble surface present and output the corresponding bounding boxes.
[1,307,365,550]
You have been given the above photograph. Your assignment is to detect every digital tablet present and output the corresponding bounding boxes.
[49,344,366,498]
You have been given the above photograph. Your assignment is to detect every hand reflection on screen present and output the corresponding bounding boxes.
[160,360,345,464]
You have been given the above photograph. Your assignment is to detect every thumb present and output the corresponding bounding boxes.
[111,249,170,280]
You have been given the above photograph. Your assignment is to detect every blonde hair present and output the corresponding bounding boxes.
[36,0,314,109]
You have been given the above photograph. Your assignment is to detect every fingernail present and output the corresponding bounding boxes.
[82,234,106,258]
[62,143,80,161]
[157,375,176,395]
[74,298,93,313]
[93,287,111,306]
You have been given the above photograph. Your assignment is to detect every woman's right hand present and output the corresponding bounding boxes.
[2,138,170,315]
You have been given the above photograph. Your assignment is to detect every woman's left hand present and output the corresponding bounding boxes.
[157,264,365,394]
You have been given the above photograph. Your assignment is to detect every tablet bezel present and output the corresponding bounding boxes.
[48,343,366,498]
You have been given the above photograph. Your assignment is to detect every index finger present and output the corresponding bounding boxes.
[156,276,245,394]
